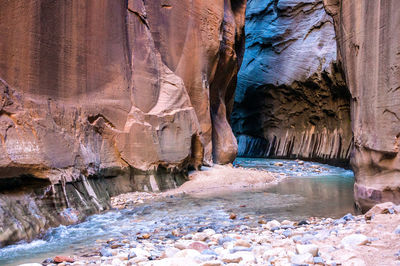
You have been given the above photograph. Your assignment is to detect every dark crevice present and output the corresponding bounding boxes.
[87,114,116,129]
[127,7,150,29]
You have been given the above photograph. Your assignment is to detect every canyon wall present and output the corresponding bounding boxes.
[231,0,352,165]
[0,0,246,246]
[326,0,400,211]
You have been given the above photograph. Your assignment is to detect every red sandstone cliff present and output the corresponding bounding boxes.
[326,0,400,211]
[0,0,246,246]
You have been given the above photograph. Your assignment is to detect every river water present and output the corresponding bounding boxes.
[0,158,356,265]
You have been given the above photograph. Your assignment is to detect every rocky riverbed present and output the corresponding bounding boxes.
[25,201,400,266]
[2,160,393,266]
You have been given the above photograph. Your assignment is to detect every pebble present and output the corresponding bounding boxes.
[193,232,208,241]
[314,256,325,264]
[394,225,400,234]
[265,220,281,230]
[188,241,209,252]
[131,248,151,258]
[341,234,369,247]
[229,213,237,220]
[202,249,218,256]
[53,256,74,263]
[128,250,137,259]
[100,248,113,257]
[201,260,223,266]
[291,252,314,264]
[163,247,180,258]
[296,244,319,256]
[282,229,292,237]
[234,239,251,248]
[221,253,243,263]
[218,236,234,245]
[174,249,201,262]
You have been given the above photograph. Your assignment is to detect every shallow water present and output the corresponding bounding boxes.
[0,158,356,265]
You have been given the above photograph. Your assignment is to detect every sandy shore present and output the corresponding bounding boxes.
[112,165,285,209]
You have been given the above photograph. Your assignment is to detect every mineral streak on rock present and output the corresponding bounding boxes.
[328,0,400,211]
[0,0,246,245]
[231,0,352,165]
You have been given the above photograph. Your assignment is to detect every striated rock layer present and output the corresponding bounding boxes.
[327,0,400,210]
[231,0,352,166]
[0,0,246,246]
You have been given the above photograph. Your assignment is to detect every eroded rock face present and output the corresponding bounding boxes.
[231,0,352,165]
[329,0,400,211]
[0,0,245,245]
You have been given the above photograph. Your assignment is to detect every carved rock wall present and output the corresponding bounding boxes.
[0,0,246,246]
[231,0,352,165]
[328,0,400,211]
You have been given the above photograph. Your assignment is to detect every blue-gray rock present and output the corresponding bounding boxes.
[281,225,295,230]
[334,218,347,225]
[202,249,218,256]
[218,236,234,245]
[394,225,400,234]
[282,230,292,238]
[128,250,137,260]
[314,257,325,264]
[298,220,309,226]
[270,226,280,232]
[230,247,252,253]
[342,213,355,221]
[100,248,113,257]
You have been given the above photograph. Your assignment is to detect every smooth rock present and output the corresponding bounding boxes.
[188,242,209,252]
[174,249,201,259]
[201,260,223,266]
[163,247,180,258]
[365,202,396,220]
[291,252,314,265]
[218,237,234,245]
[221,253,243,263]
[265,220,281,230]
[296,244,319,257]
[394,225,400,234]
[53,256,75,263]
[193,232,208,242]
[131,248,151,258]
[234,239,251,248]
[341,234,369,247]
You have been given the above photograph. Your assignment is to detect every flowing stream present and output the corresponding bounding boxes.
[0,158,356,265]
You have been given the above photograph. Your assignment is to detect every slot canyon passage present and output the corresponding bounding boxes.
[1,0,400,265]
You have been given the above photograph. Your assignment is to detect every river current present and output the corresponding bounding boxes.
[0,158,356,265]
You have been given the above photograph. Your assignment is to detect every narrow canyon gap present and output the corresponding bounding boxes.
[231,0,352,166]
[232,0,400,211]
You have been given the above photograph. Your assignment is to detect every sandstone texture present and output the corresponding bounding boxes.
[0,0,246,246]
[231,0,352,165]
[326,0,400,211]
